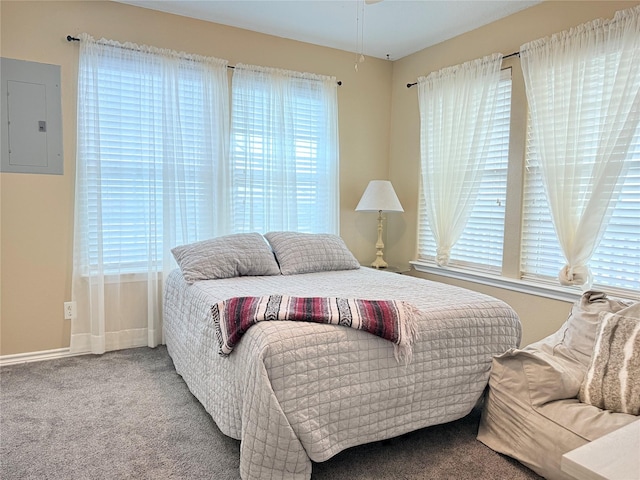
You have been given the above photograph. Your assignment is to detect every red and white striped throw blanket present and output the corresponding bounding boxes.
[211,295,419,363]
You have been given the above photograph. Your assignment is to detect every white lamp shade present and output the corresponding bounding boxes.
[355,180,404,213]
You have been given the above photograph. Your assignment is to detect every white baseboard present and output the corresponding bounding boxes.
[0,348,85,367]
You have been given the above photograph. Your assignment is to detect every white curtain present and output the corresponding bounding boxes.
[230,64,339,234]
[71,34,229,354]
[418,53,503,266]
[520,6,640,288]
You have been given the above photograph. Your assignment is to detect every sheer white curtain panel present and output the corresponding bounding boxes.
[230,64,339,234]
[520,6,640,289]
[417,53,504,266]
[71,34,229,354]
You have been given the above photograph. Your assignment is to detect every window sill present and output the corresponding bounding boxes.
[80,271,163,284]
[410,260,582,303]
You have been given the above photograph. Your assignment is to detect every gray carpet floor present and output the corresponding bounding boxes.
[0,346,541,479]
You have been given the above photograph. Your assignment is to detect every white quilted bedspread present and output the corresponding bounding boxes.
[163,268,521,480]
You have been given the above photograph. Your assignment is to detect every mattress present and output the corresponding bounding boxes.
[163,267,521,480]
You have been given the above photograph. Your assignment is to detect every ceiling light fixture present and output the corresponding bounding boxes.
[355,0,384,71]
[355,0,365,71]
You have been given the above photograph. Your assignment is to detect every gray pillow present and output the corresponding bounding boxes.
[171,233,280,284]
[265,231,360,275]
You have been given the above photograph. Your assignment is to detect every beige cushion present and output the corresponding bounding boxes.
[479,339,637,480]
[519,347,585,406]
[560,291,632,365]
[265,231,360,275]
[579,303,640,415]
[171,233,280,284]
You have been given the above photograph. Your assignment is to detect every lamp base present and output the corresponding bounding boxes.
[370,210,388,269]
[371,256,388,269]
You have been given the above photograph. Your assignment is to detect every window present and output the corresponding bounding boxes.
[522,122,640,293]
[414,7,640,301]
[417,68,512,272]
[76,39,229,275]
[518,7,640,296]
[229,66,339,234]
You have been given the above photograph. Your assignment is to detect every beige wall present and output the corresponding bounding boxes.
[1,1,635,355]
[387,0,638,346]
[0,0,393,355]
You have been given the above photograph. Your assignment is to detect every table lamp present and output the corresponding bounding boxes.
[355,180,404,268]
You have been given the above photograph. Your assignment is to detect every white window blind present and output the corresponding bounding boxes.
[417,68,512,271]
[522,124,640,293]
[230,66,339,234]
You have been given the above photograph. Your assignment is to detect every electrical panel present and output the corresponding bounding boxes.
[1,57,63,174]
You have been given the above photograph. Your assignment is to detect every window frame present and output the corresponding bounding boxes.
[417,67,513,274]
[229,67,340,235]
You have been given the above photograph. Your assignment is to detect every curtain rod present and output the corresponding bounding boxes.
[405,50,520,89]
[67,35,342,86]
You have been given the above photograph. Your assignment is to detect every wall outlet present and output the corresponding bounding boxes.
[64,301,76,320]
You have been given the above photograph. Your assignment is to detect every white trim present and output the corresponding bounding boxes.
[411,260,582,303]
[0,348,85,367]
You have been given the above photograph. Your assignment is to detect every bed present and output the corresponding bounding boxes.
[163,232,522,480]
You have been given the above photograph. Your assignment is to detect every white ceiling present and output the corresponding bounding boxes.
[114,0,541,60]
